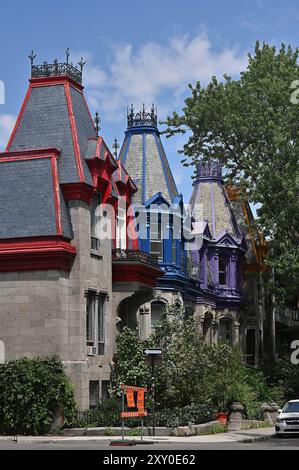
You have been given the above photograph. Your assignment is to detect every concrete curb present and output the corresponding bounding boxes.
[240,433,275,443]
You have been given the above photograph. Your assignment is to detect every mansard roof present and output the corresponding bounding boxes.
[0,149,73,239]
[7,77,96,185]
[119,105,179,205]
[190,161,241,240]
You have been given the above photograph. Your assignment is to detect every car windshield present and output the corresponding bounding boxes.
[283,402,299,413]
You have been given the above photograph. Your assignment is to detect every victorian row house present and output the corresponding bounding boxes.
[0,58,298,409]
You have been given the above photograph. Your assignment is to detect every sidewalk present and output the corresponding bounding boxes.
[0,427,275,444]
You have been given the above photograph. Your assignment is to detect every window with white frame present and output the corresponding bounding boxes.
[86,291,106,355]
[116,207,127,249]
[91,194,102,250]
[150,219,163,261]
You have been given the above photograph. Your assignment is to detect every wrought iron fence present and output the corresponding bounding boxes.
[71,404,214,429]
[31,62,82,84]
[112,249,158,266]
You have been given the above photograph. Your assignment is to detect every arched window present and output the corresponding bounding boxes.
[219,317,233,344]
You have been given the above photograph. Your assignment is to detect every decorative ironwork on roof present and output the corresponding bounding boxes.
[29,49,85,85]
[127,104,157,128]
[194,160,222,182]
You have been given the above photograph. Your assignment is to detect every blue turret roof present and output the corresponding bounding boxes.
[119,105,179,205]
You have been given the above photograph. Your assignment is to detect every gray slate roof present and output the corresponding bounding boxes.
[120,131,179,205]
[9,84,95,185]
[0,158,73,239]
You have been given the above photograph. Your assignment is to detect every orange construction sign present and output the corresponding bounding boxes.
[126,388,135,408]
[121,384,147,419]
[121,411,147,418]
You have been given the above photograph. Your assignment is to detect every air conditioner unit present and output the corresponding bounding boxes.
[86,346,97,356]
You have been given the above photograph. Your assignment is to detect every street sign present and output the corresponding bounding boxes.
[143,348,162,356]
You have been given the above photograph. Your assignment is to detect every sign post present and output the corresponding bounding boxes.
[143,348,162,437]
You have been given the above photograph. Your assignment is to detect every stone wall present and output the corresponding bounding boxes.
[0,199,115,409]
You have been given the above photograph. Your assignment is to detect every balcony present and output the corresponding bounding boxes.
[180,255,200,281]
[112,249,163,288]
[112,249,158,266]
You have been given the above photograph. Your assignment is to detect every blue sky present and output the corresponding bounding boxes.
[0,0,299,200]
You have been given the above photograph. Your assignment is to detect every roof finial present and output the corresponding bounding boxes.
[142,103,146,119]
[65,47,70,64]
[112,138,120,159]
[28,50,36,67]
[94,112,101,137]
[78,57,86,72]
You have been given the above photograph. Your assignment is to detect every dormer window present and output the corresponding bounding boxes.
[218,254,228,286]
[91,194,102,250]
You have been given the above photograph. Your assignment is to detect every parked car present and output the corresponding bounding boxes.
[276,400,299,437]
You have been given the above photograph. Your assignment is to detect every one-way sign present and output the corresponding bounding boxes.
[143,348,162,356]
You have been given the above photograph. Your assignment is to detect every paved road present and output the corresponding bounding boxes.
[0,437,298,450]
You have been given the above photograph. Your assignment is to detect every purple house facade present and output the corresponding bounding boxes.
[187,160,247,346]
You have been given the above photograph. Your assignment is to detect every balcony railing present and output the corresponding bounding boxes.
[180,255,200,280]
[112,249,158,266]
[276,307,299,324]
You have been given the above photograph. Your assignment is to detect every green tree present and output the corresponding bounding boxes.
[113,305,281,414]
[0,356,76,435]
[164,41,299,307]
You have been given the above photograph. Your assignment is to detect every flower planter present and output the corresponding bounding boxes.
[215,412,228,425]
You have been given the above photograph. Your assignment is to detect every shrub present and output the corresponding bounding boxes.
[0,356,76,435]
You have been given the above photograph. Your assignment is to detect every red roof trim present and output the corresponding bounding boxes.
[61,182,94,204]
[51,156,62,235]
[30,75,83,92]
[112,263,163,288]
[5,86,32,151]
[82,93,97,131]
[0,236,76,273]
[64,82,85,183]
[0,148,60,162]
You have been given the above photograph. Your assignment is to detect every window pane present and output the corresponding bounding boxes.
[219,319,232,344]
[86,294,96,344]
[89,381,99,409]
[91,195,101,248]
[116,208,126,249]
[218,255,227,285]
[151,301,164,328]
[172,237,176,264]
[98,295,105,355]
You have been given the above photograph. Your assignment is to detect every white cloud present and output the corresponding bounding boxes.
[0,114,15,151]
[83,34,247,121]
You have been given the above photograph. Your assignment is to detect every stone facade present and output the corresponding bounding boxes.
[0,200,114,409]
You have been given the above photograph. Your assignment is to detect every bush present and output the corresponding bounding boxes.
[0,356,76,435]
[265,356,299,403]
